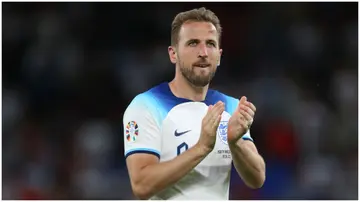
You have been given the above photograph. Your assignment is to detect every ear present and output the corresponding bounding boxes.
[168,46,177,64]
[218,49,223,66]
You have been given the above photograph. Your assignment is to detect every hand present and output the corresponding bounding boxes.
[227,96,256,145]
[197,101,225,153]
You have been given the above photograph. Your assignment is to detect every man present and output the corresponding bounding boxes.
[123,7,265,200]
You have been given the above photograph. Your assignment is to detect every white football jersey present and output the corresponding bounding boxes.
[123,82,253,200]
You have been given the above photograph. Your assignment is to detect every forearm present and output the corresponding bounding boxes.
[229,139,265,189]
[133,144,210,199]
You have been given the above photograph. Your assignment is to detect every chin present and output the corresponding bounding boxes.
[180,67,214,87]
[190,77,212,87]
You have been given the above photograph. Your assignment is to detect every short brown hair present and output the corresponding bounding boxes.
[171,7,222,46]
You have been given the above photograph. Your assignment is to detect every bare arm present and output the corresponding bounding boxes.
[229,139,265,189]
[227,96,265,189]
[126,143,210,199]
[126,101,224,199]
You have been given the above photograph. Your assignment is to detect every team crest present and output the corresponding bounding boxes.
[126,121,139,142]
[217,121,228,145]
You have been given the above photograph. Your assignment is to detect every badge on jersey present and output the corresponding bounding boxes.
[217,121,228,145]
[126,121,139,142]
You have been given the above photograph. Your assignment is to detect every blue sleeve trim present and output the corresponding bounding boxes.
[125,148,160,159]
[242,137,254,142]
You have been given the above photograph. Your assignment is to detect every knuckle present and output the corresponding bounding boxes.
[242,125,248,131]
[241,122,247,128]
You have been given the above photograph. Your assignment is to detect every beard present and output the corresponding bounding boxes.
[178,59,216,87]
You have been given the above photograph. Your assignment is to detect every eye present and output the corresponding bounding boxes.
[189,41,198,47]
[207,42,216,47]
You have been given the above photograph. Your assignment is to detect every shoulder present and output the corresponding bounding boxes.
[207,89,239,115]
[124,86,163,121]
[125,91,157,113]
[124,83,173,127]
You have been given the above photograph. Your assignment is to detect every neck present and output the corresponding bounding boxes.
[169,69,209,102]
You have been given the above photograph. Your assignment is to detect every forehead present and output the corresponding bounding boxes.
[178,21,218,42]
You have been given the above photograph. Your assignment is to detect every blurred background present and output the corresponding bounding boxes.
[2,2,358,200]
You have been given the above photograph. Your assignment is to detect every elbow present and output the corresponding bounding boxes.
[132,183,153,200]
[249,178,265,189]
[246,172,266,189]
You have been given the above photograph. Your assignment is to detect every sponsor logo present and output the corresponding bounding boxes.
[174,129,191,137]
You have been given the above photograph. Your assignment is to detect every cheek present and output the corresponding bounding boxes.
[209,53,220,63]
[207,48,218,56]
[180,51,195,63]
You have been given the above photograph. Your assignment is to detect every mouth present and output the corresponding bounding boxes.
[193,63,211,68]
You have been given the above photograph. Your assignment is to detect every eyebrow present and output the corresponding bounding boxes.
[206,39,217,45]
[185,39,218,46]
[186,39,200,44]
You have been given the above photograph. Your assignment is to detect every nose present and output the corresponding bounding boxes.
[198,44,208,58]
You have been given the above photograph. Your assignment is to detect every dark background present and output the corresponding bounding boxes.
[2,2,358,200]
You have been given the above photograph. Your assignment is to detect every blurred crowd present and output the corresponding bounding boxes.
[2,2,358,200]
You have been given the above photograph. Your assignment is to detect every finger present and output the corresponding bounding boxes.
[240,96,247,104]
[240,105,255,117]
[232,110,243,119]
[215,101,225,115]
[204,102,222,124]
[236,96,247,111]
[215,101,224,109]
[213,114,222,130]
[238,116,249,131]
[245,101,256,112]
[210,103,224,126]
[209,101,221,112]
[239,108,253,122]
[203,105,213,123]
[214,104,224,121]
[234,111,246,123]
[209,100,224,117]
[211,101,224,116]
